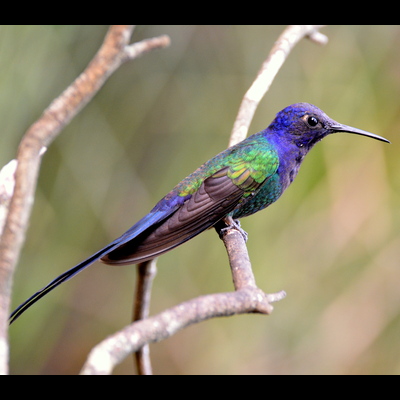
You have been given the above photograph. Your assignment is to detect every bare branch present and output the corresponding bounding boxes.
[122,35,171,61]
[81,285,284,375]
[0,160,18,237]
[132,260,158,375]
[229,25,327,147]
[81,219,286,374]
[0,25,170,375]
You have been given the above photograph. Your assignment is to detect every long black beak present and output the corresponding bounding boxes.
[331,124,390,143]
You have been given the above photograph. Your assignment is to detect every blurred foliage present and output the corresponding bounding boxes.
[3,25,400,375]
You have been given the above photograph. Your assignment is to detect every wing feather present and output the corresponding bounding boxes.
[101,168,247,265]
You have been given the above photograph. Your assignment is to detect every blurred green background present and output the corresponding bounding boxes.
[3,25,400,374]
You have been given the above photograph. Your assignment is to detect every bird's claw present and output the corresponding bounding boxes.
[218,218,248,242]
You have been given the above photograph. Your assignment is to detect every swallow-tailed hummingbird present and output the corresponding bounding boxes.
[9,103,389,324]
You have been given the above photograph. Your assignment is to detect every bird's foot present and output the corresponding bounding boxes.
[217,217,248,242]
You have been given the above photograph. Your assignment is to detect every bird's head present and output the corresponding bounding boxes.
[269,103,389,150]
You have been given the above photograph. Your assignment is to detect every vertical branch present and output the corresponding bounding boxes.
[222,24,328,305]
[0,160,18,236]
[132,260,157,375]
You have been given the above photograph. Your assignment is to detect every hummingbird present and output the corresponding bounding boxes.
[9,103,389,324]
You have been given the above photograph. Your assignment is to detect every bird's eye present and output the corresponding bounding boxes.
[301,114,321,129]
[307,116,319,127]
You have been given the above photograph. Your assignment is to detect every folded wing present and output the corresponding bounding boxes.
[101,167,247,265]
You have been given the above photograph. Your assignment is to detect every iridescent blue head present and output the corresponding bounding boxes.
[269,103,389,149]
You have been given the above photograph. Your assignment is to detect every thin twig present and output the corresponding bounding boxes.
[229,25,327,147]
[132,260,157,375]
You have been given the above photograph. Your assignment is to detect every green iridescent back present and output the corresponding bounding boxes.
[175,132,280,215]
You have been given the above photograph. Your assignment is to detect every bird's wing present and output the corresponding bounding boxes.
[101,167,248,265]
[9,168,248,323]
[103,139,280,265]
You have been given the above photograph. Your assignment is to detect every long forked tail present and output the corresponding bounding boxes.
[9,208,176,324]
[9,242,117,324]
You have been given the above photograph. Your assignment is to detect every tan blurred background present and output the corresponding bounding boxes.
[3,25,400,374]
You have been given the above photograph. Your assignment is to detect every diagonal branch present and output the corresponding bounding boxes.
[81,286,285,375]
[229,25,327,147]
[0,25,170,375]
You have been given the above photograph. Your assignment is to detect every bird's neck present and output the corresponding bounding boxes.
[265,131,310,190]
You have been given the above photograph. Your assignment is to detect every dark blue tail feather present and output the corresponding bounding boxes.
[9,207,176,324]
